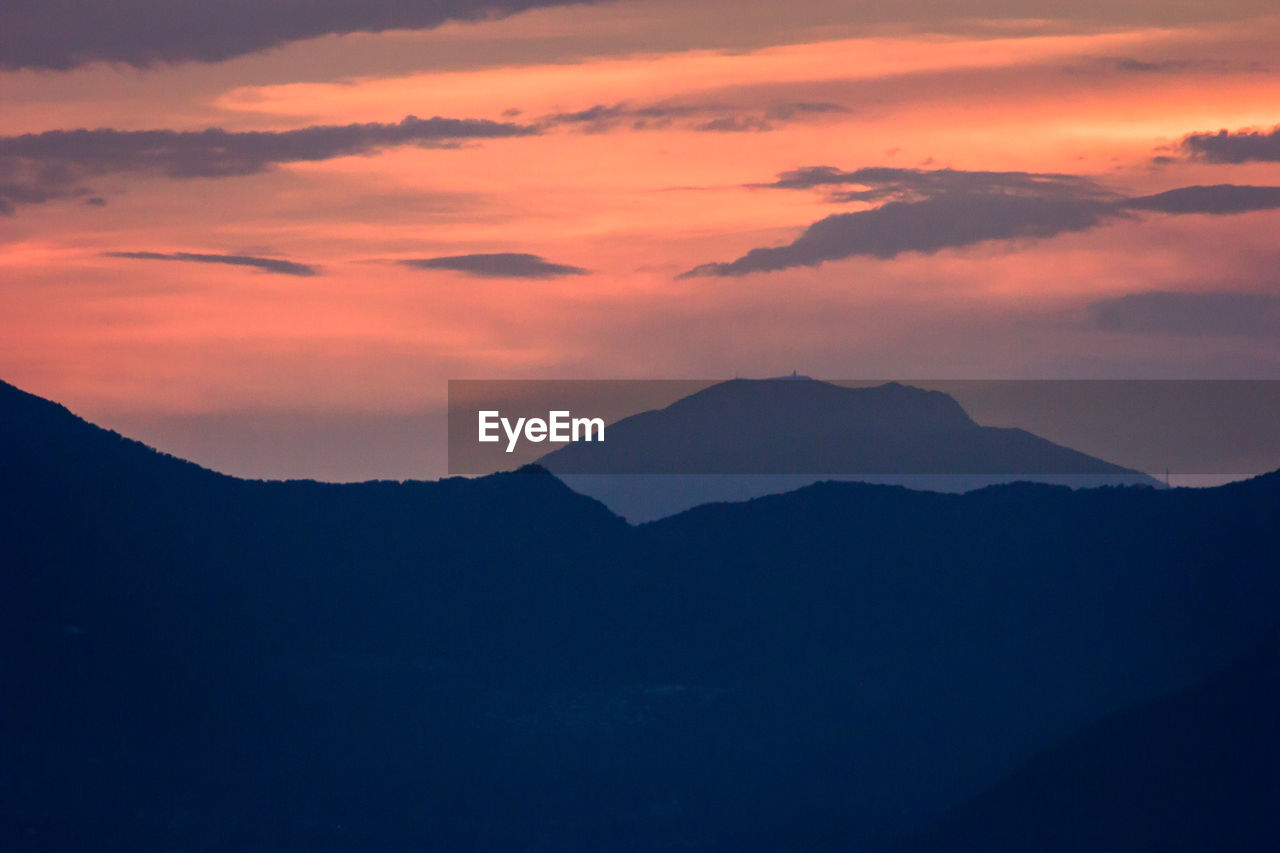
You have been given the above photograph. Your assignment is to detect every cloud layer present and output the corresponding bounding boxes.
[1120,184,1280,214]
[399,253,590,278]
[544,100,848,134]
[682,168,1280,277]
[1180,125,1280,163]
[0,0,597,70]
[104,251,319,277]
[0,115,535,215]
[681,194,1111,277]
[752,166,1108,202]
[1089,291,1280,336]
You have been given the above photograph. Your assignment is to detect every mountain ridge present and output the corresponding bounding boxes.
[5,376,1280,851]
[538,376,1161,521]
[542,377,1154,475]
[891,624,1280,853]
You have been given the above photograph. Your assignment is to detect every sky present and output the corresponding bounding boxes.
[3,0,1280,480]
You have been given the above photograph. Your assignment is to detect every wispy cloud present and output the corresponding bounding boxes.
[398,253,590,279]
[0,0,598,70]
[748,166,1109,202]
[543,100,847,134]
[104,251,319,277]
[0,179,90,216]
[0,115,536,215]
[1119,185,1280,214]
[1099,56,1252,74]
[681,167,1280,277]
[680,193,1113,278]
[0,116,536,178]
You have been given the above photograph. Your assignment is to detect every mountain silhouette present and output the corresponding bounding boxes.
[3,377,1278,851]
[894,625,1280,852]
[540,378,1160,520]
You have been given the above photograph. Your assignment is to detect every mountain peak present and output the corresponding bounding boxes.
[666,378,978,431]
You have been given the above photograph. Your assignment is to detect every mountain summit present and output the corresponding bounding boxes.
[542,378,1149,475]
[541,378,1159,520]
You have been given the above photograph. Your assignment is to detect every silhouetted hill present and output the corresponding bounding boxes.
[634,471,1280,847]
[3,378,1279,851]
[541,378,1160,520]
[543,378,1154,475]
[894,625,1280,853]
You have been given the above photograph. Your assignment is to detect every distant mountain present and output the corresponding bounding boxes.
[541,378,1160,520]
[895,626,1280,853]
[3,377,1278,851]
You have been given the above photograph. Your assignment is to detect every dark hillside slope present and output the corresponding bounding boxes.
[1,380,639,850]
[634,473,1280,839]
[896,625,1280,852]
[3,378,1279,850]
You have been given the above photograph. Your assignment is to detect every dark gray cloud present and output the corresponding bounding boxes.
[1120,184,1280,214]
[544,100,847,134]
[752,166,1109,202]
[680,193,1115,277]
[1089,291,1280,336]
[1110,57,1194,73]
[1180,125,1280,163]
[693,116,773,133]
[104,251,319,277]
[0,114,535,214]
[1099,57,1256,74]
[0,179,87,215]
[681,167,1280,277]
[398,253,589,279]
[0,115,534,178]
[0,1,598,71]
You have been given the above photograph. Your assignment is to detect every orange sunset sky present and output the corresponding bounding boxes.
[3,0,1280,479]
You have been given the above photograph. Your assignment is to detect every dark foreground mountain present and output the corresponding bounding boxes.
[541,378,1160,521]
[895,625,1280,853]
[3,378,1278,851]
